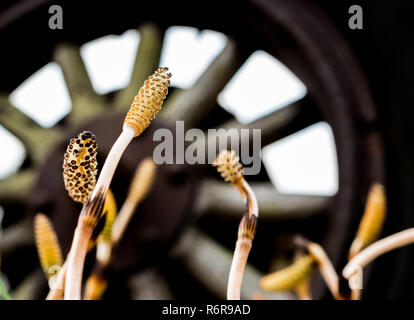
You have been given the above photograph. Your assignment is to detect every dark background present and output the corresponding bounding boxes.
[0,0,413,299]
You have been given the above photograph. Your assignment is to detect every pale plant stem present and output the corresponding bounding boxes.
[227,239,252,300]
[111,200,137,245]
[308,243,342,300]
[343,228,414,279]
[65,225,92,300]
[64,127,135,300]
[91,128,135,198]
[46,261,67,300]
[293,251,312,300]
[240,179,258,218]
[227,179,258,300]
[348,259,363,300]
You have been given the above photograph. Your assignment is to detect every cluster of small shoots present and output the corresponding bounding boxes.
[21,62,411,302]
[30,67,171,300]
[84,158,156,300]
[259,182,388,300]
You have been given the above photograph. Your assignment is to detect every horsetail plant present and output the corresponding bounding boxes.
[259,254,315,292]
[294,235,343,300]
[343,228,414,282]
[84,189,117,300]
[347,182,386,299]
[348,183,387,259]
[213,150,259,300]
[46,130,100,300]
[111,157,156,244]
[84,158,156,300]
[65,67,171,300]
[34,213,63,279]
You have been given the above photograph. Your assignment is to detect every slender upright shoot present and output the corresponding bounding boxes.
[348,183,387,259]
[111,157,156,244]
[64,67,171,300]
[213,150,259,300]
[259,255,315,292]
[295,235,342,300]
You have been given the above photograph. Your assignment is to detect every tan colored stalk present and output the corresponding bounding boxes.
[46,261,67,300]
[64,67,171,300]
[47,194,114,300]
[294,235,342,300]
[227,213,257,300]
[48,242,98,300]
[307,242,342,300]
[34,213,63,279]
[84,159,156,300]
[213,150,259,300]
[346,183,386,300]
[259,255,314,292]
[34,213,65,300]
[348,183,386,259]
[296,278,312,300]
[84,272,108,300]
[343,227,414,280]
[294,251,313,300]
[111,157,156,244]
[349,273,361,300]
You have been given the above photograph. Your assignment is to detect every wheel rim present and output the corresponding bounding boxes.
[0,0,385,299]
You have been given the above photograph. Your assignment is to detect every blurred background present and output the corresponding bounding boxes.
[0,0,413,299]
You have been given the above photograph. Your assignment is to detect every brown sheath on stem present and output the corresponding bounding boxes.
[63,68,171,300]
[213,150,259,300]
[227,213,257,300]
[64,189,106,300]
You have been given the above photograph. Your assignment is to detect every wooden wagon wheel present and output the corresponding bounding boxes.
[0,0,387,299]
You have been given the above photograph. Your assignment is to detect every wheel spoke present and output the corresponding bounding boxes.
[195,179,329,220]
[11,269,44,300]
[0,97,62,165]
[113,23,164,111]
[231,96,319,147]
[0,218,33,256]
[53,43,106,124]
[0,169,36,205]
[128,268,174,299]
[172,226,294,299]
[198,96,320,157]
[159,39,243,128]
